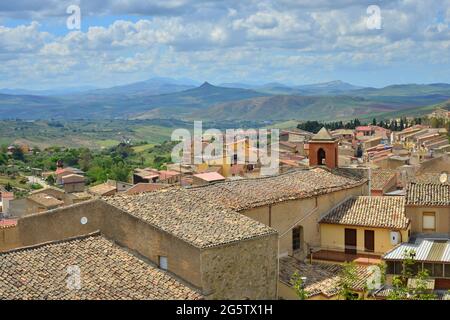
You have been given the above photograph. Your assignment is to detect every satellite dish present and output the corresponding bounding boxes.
[439,172,448,184]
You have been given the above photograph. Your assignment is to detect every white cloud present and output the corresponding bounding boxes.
[0,0,450,88]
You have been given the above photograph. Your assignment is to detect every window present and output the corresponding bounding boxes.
[386,261,395,274]
[394,261,403,275]
[159,256,168,270]
[434,264,444,278]
[423,263,433,275]
[292,226,302,251]
[422,212,436,232]
[445,264,450,278]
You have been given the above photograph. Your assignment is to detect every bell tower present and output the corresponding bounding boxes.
[309,127,338,169]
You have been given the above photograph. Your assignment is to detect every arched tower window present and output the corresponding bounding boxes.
[317,148,326,165]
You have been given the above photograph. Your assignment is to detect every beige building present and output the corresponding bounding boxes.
[0,188,278,300]
[381,182,450,293]
[188,168,369,260]
[404,183,450,234]
[319,196,410,258]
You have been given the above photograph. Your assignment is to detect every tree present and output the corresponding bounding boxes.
[45,174,55,186]
[412,269,436,300]
[0,152,7,165]
[290,271,309,300]
[387,249,429,300]
[372,118,377,126]
[78,148,93,172]
[338,262,359,300]
[11,147,25,161]
[109,162,131,182]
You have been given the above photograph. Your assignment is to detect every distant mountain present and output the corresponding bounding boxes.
[0,82,268,120]
[369,99,450,120]
[190,95,399,121]
[293,80,364,95]
[82,77,198,97]
[220,80,364,95]
[1,81,450,121]
[0,86,97,96]
[132,82,269,119]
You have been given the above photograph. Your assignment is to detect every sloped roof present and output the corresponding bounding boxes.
[189,168,365,211]
[383,238,450,263]
[371,169,397,190]
[0,233,202,300]
[406,183,450,206]
[28,193,64,208]
[193,172,225,182]
[279,256,372,298]
[88,183,117,196]
[319,196,408,229]
[311,127,335,141]
[103,188,277,249]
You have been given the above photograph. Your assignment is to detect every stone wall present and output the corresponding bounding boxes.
[0,199,280,299]
[1,200,203,290]
[200,233,278,300]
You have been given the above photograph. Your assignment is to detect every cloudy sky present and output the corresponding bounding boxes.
[0,0,449,89]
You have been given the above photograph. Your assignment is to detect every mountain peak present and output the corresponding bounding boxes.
[200,81,214,88]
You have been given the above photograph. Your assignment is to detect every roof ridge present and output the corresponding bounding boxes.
[0,230,101,255]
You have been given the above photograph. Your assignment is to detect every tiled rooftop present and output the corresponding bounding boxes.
[124,183,168,195]
[28,193,64,208]
[320,196,409,229]
[413,172,449,185]
[103,188,276,249]
[0,233,202,300]
[189,168,365,211]
[88,183,117,196]
[406,183,450,206]
[279,256,371,298]
[0,219,17,229]
[371,169,397,190]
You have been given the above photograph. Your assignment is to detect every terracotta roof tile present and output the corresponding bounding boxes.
[103,188,276,249]
[320,196,408,229]
[88,183,117,196]
[0,233,202,300]
[406,183,450,206]
[279,256,372,298]
[28,193,64,208]
[189,168,365,211]
[371,169,397,190]
[124,183,168,195]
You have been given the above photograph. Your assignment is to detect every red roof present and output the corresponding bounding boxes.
[193,172,225,182]
[356,126,373,131]
[0,219,17,229]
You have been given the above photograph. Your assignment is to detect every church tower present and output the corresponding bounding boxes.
[308,127,338,169]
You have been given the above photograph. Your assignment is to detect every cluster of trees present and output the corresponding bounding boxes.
[297,117,423,134]
[297,119,365,133]
[1,140,178,187]
[0,143,135,185]
[371,117,421,132]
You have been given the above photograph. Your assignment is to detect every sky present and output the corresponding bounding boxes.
[0,0,449,90]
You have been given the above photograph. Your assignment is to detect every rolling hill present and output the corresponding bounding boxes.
[189,95,399,121]
[1,81,450,121]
